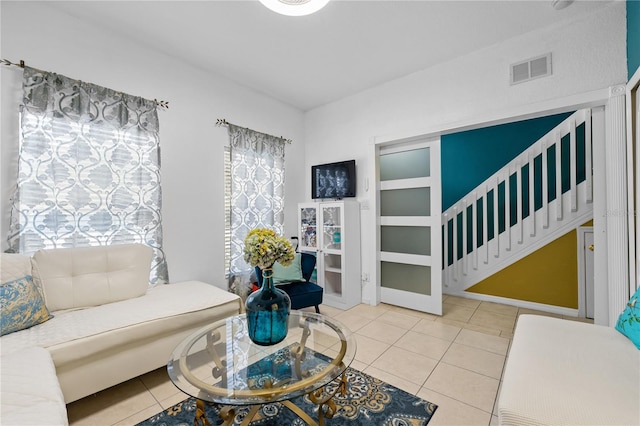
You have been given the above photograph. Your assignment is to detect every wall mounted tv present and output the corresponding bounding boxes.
[311,159,356,199]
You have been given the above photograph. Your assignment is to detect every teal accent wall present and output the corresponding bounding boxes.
[441,112,572,211]
[629,0,640,79]
[441,112,590,266]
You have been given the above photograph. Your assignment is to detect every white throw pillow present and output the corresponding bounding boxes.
[32,244,153,311]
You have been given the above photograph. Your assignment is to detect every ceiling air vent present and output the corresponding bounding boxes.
[510,53,552,85]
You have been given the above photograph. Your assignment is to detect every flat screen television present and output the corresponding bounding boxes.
[311,159,356,199]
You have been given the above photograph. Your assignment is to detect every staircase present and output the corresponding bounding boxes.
[442,109,594,293]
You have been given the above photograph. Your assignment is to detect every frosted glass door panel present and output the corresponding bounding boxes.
[380,188,431,216]
[321,206,342,251]
[380,148,430,181]
[381,262,431,295]
[381,226,431,256]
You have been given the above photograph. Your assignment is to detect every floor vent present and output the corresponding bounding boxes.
[510,53,552,85]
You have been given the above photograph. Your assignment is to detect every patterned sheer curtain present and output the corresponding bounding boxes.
[228,124,286,276]
[7,66,168,284]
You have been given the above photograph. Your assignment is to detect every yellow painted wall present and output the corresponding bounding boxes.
[467,230,578,308]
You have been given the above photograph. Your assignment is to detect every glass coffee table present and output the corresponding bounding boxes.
[168,311,355,426]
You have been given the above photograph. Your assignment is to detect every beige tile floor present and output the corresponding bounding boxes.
[66,295,592,426]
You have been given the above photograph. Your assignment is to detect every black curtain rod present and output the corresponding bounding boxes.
[216,118,292,144]
[1,58,170,110]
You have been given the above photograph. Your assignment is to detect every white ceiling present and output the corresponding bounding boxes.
[48,0,612,111]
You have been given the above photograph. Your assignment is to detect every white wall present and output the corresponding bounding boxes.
[303,2,627,304]
[0,2,306,287]
[0,2,628,300]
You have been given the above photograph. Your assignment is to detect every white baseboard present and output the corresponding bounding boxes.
[444,290,580,317]
[364,291,579,317]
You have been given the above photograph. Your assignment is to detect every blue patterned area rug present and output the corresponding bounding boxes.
[137,367,437,426]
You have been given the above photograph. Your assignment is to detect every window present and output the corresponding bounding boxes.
[224,146,232,276]
[225,124,286,277]
[7,66,168,283]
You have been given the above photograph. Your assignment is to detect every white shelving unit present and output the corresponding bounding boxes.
[298,200,361,310]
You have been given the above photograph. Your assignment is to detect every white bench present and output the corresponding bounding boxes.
[499,314,640,425]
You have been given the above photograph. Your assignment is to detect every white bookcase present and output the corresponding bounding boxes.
[298,200,361,310]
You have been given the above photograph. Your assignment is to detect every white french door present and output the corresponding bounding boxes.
[376,137,442,315]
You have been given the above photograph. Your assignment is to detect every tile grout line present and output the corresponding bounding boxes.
[79,301,526,426]
[418,383,496,417]
[437,359,504,382]
[417,327,459,390]
[417,299,504,420]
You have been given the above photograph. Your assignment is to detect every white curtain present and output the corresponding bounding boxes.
[228,124,286,276]
[7,66,168,284]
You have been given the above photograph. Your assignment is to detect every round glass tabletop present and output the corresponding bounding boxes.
[168,311,355,406]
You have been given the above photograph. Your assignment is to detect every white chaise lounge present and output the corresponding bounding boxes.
[0,244,242,425]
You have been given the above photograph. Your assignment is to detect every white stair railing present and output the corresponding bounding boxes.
[442,109,593,292]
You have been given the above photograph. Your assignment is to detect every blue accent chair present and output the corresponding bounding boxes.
[255,252,323,313]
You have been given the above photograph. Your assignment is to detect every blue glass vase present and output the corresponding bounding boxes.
[245,268,291,346]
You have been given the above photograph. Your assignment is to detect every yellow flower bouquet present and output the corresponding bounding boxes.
[243,228,294,270]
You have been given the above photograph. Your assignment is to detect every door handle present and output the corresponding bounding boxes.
[588,244,594,252]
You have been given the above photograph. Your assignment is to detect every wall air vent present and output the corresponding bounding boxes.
[510,53,552,85]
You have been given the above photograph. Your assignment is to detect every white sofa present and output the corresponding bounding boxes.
[499,314,640,426]
[0,244,242,425]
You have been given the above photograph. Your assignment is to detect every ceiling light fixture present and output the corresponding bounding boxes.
[258,0,331,16]
[551,0,573,10]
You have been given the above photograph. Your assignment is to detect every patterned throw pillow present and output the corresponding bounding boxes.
[615,286,640,349]
[1,275,53,336]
